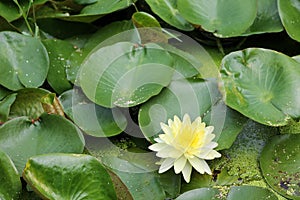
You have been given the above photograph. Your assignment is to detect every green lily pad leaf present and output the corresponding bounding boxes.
[59,89,127,137]
[0,113,85,174]
[0,1,20,22]
[220,48,300,126]
[0,93,16,123]
[80,42,174,108]
[132,12,161,28]
[0,150,21,200]
[23,153,117,200]
[260,134,300,199]
[66,21,135,84]
[102,156,170,200]
[177,0,257,38]
[145,0,194,31]
[293,55,300,63]
[132,12,168,44]
[175,188,221,200]
[278,0,300,42]
[81,0,136,15]
[0,31,49,91]
[242,0,283,36]
[227,186,277,200]
[139,77,247,150]
[9,88,50,119]
[43,39,74,94]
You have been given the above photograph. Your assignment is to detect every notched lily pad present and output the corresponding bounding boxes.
[260,134,300,199]
[220,48,300,126]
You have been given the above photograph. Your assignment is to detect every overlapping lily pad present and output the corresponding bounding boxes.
[260,134,300,199]
[145,0,194,31]
[220,48,300,126]
[80,42,174,108]
[0,150,21,200]
[43,39,74,94]
[0,113,85,174]
[0,31,49,90]
[23,153,117,200]
[177,0,257,37]
[59,89,127,137]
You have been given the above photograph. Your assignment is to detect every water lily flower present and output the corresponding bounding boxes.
[149,114,221,183]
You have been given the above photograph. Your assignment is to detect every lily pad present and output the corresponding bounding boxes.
[81,0,136,15]
[177,0,257,37]
[242,0,283,36]
[0,150,21,200]
[59,89,127,137]
[9,88,50,119]
[175,188,221,200]
[139,77,247,150]
[0,1,20,22]
[43,39,74,94]
[0,113,85,174]
[227,186,277,200]
[260,134,300,199]
[0,31,49,90]
[145,0,194,31]
[220,48,300,126]
[80,42,174,108]
[278,0,300,42]
[23,153,117,200]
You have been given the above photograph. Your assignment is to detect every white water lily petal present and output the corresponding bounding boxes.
[148,143,167,151]
[205,126,214,134]
[156,146,182,158]
[182,162,192,183]
[174,155,187,174]
[188,156,204,174]
[160,123,172,136]
[159,158,175,173]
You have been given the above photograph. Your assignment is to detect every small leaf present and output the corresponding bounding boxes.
[23,153,117,200]
[0,113,85,174]
[0,150,21,200]
[41,93,65,116]
[260,134,300,199]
